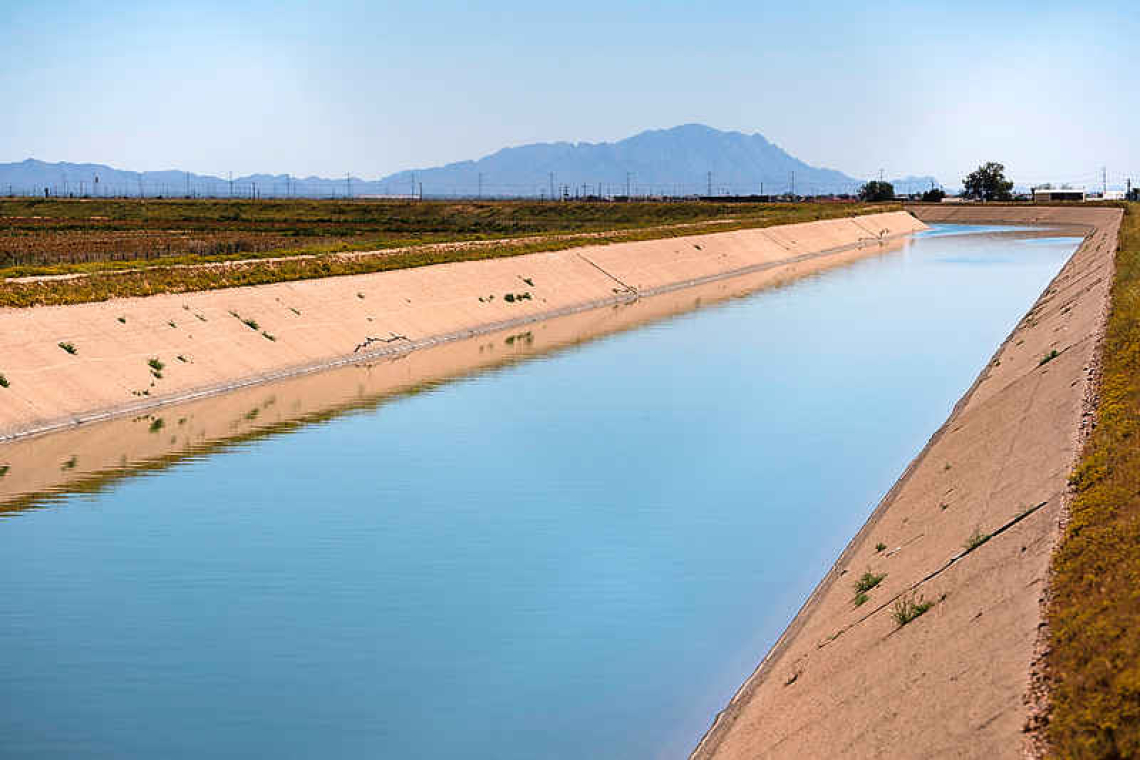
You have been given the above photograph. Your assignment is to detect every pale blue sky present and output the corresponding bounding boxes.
[3,0,1137,187]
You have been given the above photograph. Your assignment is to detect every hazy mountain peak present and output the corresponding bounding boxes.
[1,125,938,198]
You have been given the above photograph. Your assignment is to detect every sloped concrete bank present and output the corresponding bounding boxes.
[0,243,919,514]
[0,211,922,441]
[691,205,1122,759]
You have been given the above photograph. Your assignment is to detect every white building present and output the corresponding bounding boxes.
[1032,187,1086,202]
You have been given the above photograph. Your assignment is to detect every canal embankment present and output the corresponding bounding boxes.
[0,211,923,441]
[691,205,1122,759]
[0,241,917,513]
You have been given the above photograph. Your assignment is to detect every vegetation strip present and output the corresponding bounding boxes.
[0,200,895,307]
[1045,202,1140,757]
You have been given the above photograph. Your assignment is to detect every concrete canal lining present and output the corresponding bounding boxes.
[0,211,922,441]
[691,205,1122,760]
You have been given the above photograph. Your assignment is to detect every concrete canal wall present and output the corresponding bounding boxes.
[0,211,923,440]
[691,205,1122,759]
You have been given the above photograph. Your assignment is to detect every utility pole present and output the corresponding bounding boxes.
[707,171,712,196]
[549,172,555,200]
[229,171,234,198]
[346,173,352,199]
[626,172,632,198]
[790,171,795,197]
[1102,166,1107,196]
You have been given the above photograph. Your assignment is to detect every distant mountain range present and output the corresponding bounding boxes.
[0,125,939,199]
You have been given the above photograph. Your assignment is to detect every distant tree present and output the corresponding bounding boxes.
[962,162,1014,201]
[858,180,895,202]
[921,187,946,202]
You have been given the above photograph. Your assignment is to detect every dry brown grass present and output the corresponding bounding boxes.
[1046,202,1140,758]
[0,198,896,307]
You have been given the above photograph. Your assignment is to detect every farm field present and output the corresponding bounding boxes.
[0,198,892,306]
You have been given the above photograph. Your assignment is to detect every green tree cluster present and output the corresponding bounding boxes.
[858,180,895,202]
[962,162,1013,201]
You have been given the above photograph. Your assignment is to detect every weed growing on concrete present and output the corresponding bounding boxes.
[176,355,189,363]
[58,341,77,355]
[357,292,365,299]
[230,310,259,330]
[1039,349,1060,366]
[61,455,77,470]
[964,527,991,552]
[854,592,869,607]
[117,316,126,324]
[0,465,9,477]
[261,331,276,342]
[875,542,887,553]
[0,373,8,388]
[149,418,164,433]
[892,594,933,627]
[167,320,177,328]
[854,570,886,595]
[522,277,534,286]
[147,358,165,373]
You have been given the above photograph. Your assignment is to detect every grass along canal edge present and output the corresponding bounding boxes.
[1044,202,1140,758]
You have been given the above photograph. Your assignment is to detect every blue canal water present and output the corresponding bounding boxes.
[0,225,1082,759]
